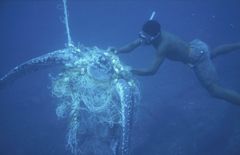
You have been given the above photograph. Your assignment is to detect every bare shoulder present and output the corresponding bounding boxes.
[162,30,185,43]
[161,30,188,49]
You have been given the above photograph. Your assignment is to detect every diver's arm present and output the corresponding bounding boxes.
[131,54,164,76]
[117,38,143,54]
[0,48,75,89]
[131,42,166,76]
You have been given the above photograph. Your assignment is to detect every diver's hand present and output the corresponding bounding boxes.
[120,70,132,80]
[118,66,133,80]
[130,68,138,75]
[107,47,118,54]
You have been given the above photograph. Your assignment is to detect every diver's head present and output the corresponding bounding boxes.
[143,20,161,36]
[139,20,161,45]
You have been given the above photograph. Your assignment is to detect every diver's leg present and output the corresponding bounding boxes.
[211,42,240,59]
[207,84,240,105]
[194,55,240,105]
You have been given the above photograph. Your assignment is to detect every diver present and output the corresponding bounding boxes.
[114,20,240,105]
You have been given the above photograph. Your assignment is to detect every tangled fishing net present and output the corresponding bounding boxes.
[51,46,140,155]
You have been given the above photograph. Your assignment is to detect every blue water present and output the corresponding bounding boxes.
[0,0,240,155]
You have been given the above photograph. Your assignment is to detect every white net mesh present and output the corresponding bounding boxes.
[51,46,140,155]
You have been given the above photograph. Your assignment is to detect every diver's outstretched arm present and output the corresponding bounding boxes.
[0,48,77,89]
[211,42,240,59]
[117,38,143,54]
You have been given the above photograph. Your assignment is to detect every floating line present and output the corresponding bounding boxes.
[63,0,73,47]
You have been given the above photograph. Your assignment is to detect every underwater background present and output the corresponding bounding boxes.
[0,0,240,155]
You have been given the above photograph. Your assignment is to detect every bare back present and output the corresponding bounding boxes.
[155,31,190,64]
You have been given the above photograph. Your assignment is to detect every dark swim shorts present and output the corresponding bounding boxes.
[188,39,219,88]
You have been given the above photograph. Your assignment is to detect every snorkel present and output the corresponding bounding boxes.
[149,11,156,20]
